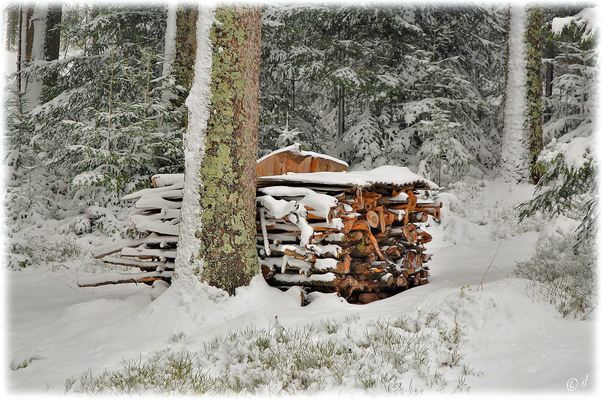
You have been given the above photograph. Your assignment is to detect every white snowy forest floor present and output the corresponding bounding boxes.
[4,179,599,398]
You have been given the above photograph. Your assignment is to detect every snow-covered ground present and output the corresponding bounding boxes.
[4,179,599,397]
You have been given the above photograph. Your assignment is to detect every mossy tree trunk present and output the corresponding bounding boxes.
[174,4,199,108]
[198,5,261,295]
[525,5,544,184]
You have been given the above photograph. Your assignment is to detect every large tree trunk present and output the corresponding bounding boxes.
[199,6,262,295]
[525,6,543,184]
[44,3,61,61]
[175,6,262,294]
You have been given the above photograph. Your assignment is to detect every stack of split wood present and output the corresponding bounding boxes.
[255,151,441,304]
[79,174,183,288]
[82,144,441,305]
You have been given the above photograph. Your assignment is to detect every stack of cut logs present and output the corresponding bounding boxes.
[82,144,441,304]
[255,176,441,304]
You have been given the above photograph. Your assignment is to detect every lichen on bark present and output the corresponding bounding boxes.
[525,6,544,184]
[198,5,261,295]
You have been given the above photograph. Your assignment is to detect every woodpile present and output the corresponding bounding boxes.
[83,144,441,305]
[79,175,182,287]
[255,165,441,304]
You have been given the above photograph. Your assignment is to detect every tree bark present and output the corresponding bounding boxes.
[44,3,61,61]
[41,3,62,103]
[525,6,543,184]
[199,5,262,295]
[174,4,199,107]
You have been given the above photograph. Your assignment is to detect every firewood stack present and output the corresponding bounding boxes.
[79,174,183,287]
[255,166,441,304]
[82,144,441,305]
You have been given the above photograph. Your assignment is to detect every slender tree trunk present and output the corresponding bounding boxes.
[338,85,345,138]
[525,6,543,184]
[543,31,555,124]
[174,4,199,107]
[162,1,178,100]
[187,5,261,295]
[501,4,529,182]
[24,5,34,61]
[44,3,61,61]
[174,6,214,281]
[41,3,62,103]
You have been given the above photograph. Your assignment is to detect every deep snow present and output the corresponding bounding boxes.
[3,179,599,398]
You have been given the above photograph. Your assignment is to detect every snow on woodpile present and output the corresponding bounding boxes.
[256,143,348,177]
[258,165,439,191]
[84,147,442,305]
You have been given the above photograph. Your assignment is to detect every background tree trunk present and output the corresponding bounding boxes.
[500,4,529,182]
[41,3,62,103]
[525,6,543,184]
[198,6,262,295]
[174,4,199,107]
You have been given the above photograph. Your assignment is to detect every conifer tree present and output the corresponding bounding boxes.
[198,5,261,294]
[525,5,544,184]
[176,5,262,294]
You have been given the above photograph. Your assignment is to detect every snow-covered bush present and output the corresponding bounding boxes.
[3,4,183,269]
[514,235,597,319]
[7,234,86,271]
[435,180,549,243]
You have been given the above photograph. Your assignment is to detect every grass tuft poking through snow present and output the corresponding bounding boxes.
[65,310,482,396]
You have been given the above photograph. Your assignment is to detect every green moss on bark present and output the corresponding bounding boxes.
[525,6,544,184]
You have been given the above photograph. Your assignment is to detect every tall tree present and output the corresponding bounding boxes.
[41,3,63,102]
[20,3,62,108]
[525,5,544,184]
[173,4,199,107]
[175,5,262,295]
[500,4,530,182]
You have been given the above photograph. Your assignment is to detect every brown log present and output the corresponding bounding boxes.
[396,275,408,288]
[365,229,385,261]
[359,293,380,304]
[77,271,172,287]
[384,246,402,259]
[346,231,363,241]
[402,224,418,245]
[350,262,371,274]
[366,211,379,228]
[378,209,387,233]
[409,212,428,223]
[120,247,177,260]
[347,243,376,257]
[417,229,433,244]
